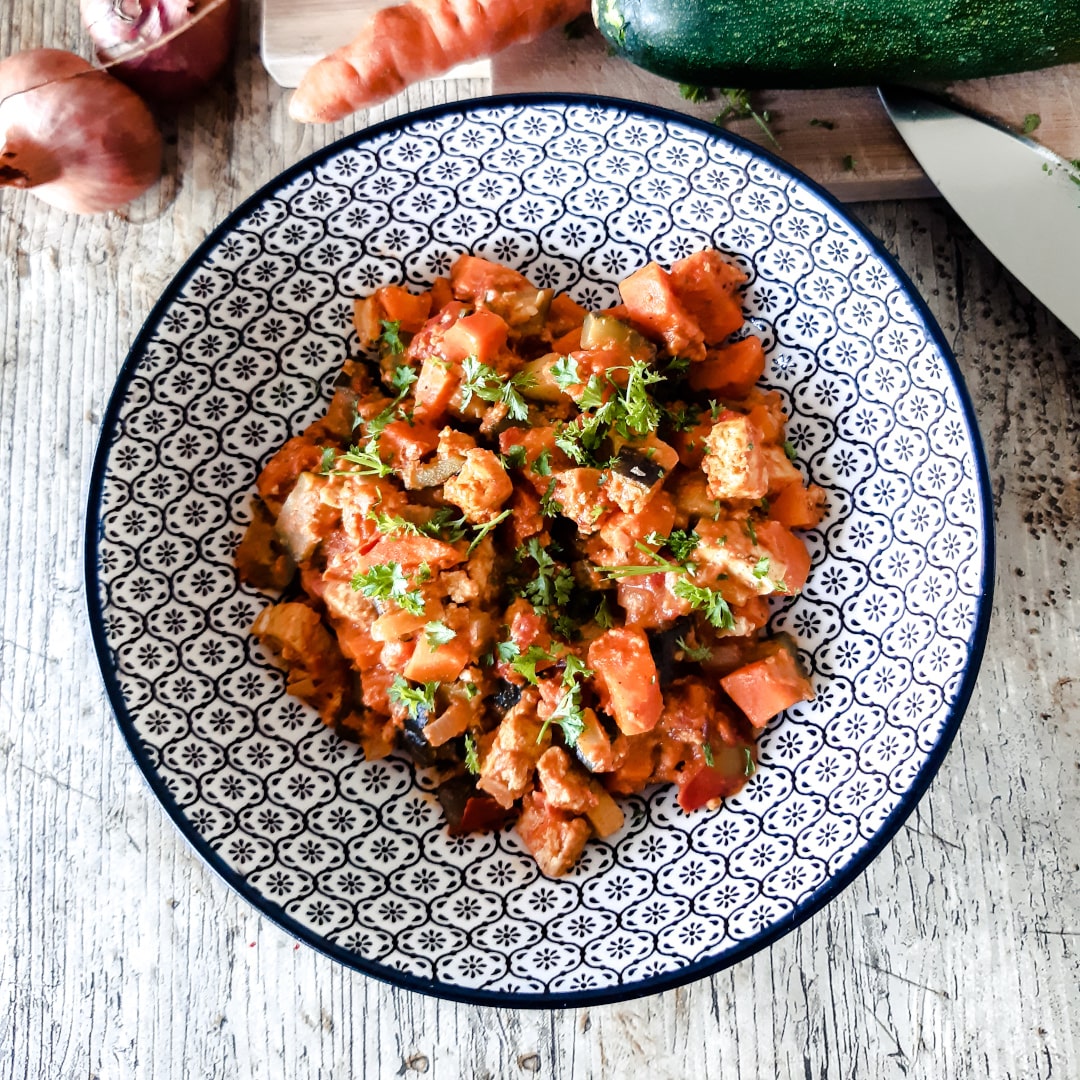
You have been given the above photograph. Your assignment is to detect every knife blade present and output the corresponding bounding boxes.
[879,85,1080,339]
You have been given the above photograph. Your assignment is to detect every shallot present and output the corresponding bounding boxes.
[80,0,239,102]
[0,49,162,214]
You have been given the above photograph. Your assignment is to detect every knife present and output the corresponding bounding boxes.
[879,85,1080,339]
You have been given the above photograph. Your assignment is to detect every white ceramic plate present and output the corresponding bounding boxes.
[86,95,994,1006]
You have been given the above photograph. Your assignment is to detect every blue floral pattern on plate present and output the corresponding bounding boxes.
[85,96,993,1007]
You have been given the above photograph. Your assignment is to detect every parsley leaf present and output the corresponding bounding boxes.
[390,362,417,394]
[380,319,405,355]
[551,355,582,390]
[676,635,712,662]
[536,654,594,747]
[520,538,575,610]
[424,621,456,649]
[783,440,797,461]
[594,594,614,629]
[466,508,512,555]
[533,448,552,477]
[752,556,771,580]
[540,478,563,518]
[680,83,709,103]
[666,529,701,563]
[496,640,521,663]
[334,440,393,478]
[744,748,757,777]
[464,732,480,775]
[511,644,556,685]
[501,445,528,470]
[350,562,426,615]
[388,675,437,718]
[460,356,534,422]
[672,578,736,630]
[318,446,337,474]
[702,742,715,767]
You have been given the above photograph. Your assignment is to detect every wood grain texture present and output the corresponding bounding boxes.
[2,4,1079,1079]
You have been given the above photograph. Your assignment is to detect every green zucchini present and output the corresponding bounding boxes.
[593,0,1080,88]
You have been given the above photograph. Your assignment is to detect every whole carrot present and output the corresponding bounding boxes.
[289,0,592,123]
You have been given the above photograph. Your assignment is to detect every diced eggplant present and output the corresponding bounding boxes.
[275,472,339,563]
[611,446,666,489]
[400,709,462,770]
[235,498,296,590]
[491,679,523,715]
[647,616,693,687]
[401,453,466,490]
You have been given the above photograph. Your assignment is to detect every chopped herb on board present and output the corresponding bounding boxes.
[714,88,780,149]
[680,84,710,103]
[842,154,856,171]
[1022,113,1041,134]
[809,118,836,130]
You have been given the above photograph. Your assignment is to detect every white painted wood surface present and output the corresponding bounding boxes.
[2,4,1079,1078]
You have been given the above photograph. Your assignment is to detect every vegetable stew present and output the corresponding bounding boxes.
[236,249,821,877]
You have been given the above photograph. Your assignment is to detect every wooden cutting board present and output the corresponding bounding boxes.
[261,0,1080,201]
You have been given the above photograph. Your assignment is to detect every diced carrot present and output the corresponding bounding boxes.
[721,649,813,729]
[669,249,747,345]
[356,534,463,573]
[430,276,453,310]
[587,627,664,735]
[256,436,324,509]
[551,327,582,355]
[547,292,588,337]
[506,484,546,547]
[353,295,381,347]
[442,309,509,365]
[376,284,432,332]
[671,415,713,469]
[770,482,827,530]
[404,632,471,683]
[605,732,658,794]
[413,354,459,422]
[618,261,705,361]
[754,520,811,592]
[598,491,676,556]
[688,337,766,397]
[378,419,440,469]
[450,254,531,302]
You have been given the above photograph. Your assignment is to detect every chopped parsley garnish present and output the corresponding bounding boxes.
[744,748,757,777]
[460,356,534,422]
[379,319,405,354]
[680,84,709,103]
[672,578,736,630]
[783,440,797,461]
[666,529,701,564]
[594,594,614,629]
[388,675,437,718]
[1022,113,1041,134]
[702,742,715,767]
[424,621,456,650]
[390,362,417,394]
[329,440,393,478]
[714,88,780,149]
[510,644,556,685]
[464,732,480,774]
[551,355,582,390]
[350,562,426,615]
[536,654,594,747]
[533,448,552,476]
[466,508,512,555]
[318,446,337,474]
[368,510,423,536]
[540,478,563,518]
[752,556,771,580]
[745,517,758,545]
[677,636,712,662]
[519,538,575,611]
[496,639,521,663]
[501,444,528,470]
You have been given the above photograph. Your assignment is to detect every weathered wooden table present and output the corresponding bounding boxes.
[3,5,1078,1078]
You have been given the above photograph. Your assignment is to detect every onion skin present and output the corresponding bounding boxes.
[80,0,240,102]
[0,49,162,214]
